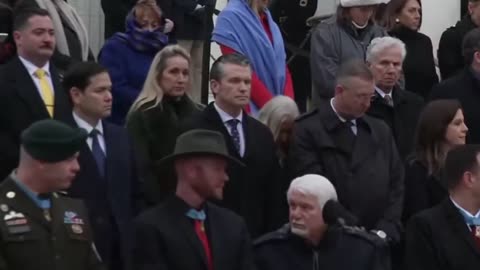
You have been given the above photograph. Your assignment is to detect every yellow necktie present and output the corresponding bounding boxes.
[35,69,54,117]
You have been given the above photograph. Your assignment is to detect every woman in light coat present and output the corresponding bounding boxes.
[310,0,388,108]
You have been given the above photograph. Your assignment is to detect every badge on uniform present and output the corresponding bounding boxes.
[64,211,84,235]
[0,204,9,212]
[4,211,30,234]
[63,211,84,225]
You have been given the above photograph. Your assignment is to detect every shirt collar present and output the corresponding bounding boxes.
[375,87,393,99]
[450,197,480,219]
[213,102,243,124]
[330,98,356,125]
[72,112,104,135]
[18,56,50,78]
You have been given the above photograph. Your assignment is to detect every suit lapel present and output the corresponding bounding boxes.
[103,122,116,185]
[0,177,50,229]
[351,120,377,169]
[12,58,50,118]
[444,199,480,257]
[241,116,252,160]
[50,193,66,236]
[205,104,242,159]
[207,203,225,270]
[50,65,69,121]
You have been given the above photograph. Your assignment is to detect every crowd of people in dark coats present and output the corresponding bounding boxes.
[2,0,480,269]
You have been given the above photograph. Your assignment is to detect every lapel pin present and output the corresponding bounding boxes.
[6,192,15,199]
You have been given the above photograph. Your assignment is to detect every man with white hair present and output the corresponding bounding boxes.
[254,174,391,270]
[365,36,424,160]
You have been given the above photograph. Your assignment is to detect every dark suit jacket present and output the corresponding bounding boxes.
[405,199,480,270]
[133,195,256,270]
[172,0,215,40]
[288,104,404,243]
[367,87,424,161]
[429,68,480,144]
[67,120,140,270]
[183,103,282,237]
[0,177,104,270]
[0,57,72,180]
[101,0,135,38]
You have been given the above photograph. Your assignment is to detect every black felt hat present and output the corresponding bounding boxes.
[21,119,88,163]
[157,129,244,166]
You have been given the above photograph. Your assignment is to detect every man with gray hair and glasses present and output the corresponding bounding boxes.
[254,174,391,270]
[365,36,424,161]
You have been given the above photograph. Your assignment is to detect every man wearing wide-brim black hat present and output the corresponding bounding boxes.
[133,129,256,270]
[0,119,105,270]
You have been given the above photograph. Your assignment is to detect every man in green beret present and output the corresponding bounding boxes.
[0,119,105,270]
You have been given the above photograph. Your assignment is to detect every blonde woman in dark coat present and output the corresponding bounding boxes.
[126,45,203,205]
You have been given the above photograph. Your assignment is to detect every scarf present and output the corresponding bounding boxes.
[114,10,169,53]
[35,0,89,60]
[212,0,286,114]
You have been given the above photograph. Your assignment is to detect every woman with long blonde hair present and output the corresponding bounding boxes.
[127,44,203,205]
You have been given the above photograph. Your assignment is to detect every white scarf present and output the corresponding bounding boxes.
[35,0,89,61]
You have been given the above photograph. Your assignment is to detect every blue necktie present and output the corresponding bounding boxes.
[226,119,241,154]
[90,129,106,177]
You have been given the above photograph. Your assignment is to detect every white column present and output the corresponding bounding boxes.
[68,0,105,58]
[420,0,460,54]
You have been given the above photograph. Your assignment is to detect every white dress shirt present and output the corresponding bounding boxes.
[72,112,106,155]
[18,56,55,100]
[214,103,246,157]
[330,98,357,135]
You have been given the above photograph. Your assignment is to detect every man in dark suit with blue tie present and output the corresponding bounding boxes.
[405,144,480,270]
[62,62,141,270]
[183,53,283,237]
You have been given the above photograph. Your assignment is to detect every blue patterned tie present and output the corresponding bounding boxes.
[226,119,241,154]
[90,129,106,177]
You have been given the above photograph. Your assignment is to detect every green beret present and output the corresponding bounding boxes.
[21,119,88,163]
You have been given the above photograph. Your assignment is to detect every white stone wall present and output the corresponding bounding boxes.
[68,0,105,58]
[421,0,460,55]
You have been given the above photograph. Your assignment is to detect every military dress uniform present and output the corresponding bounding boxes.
[0,119,104,270]
[0,175,104,270]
